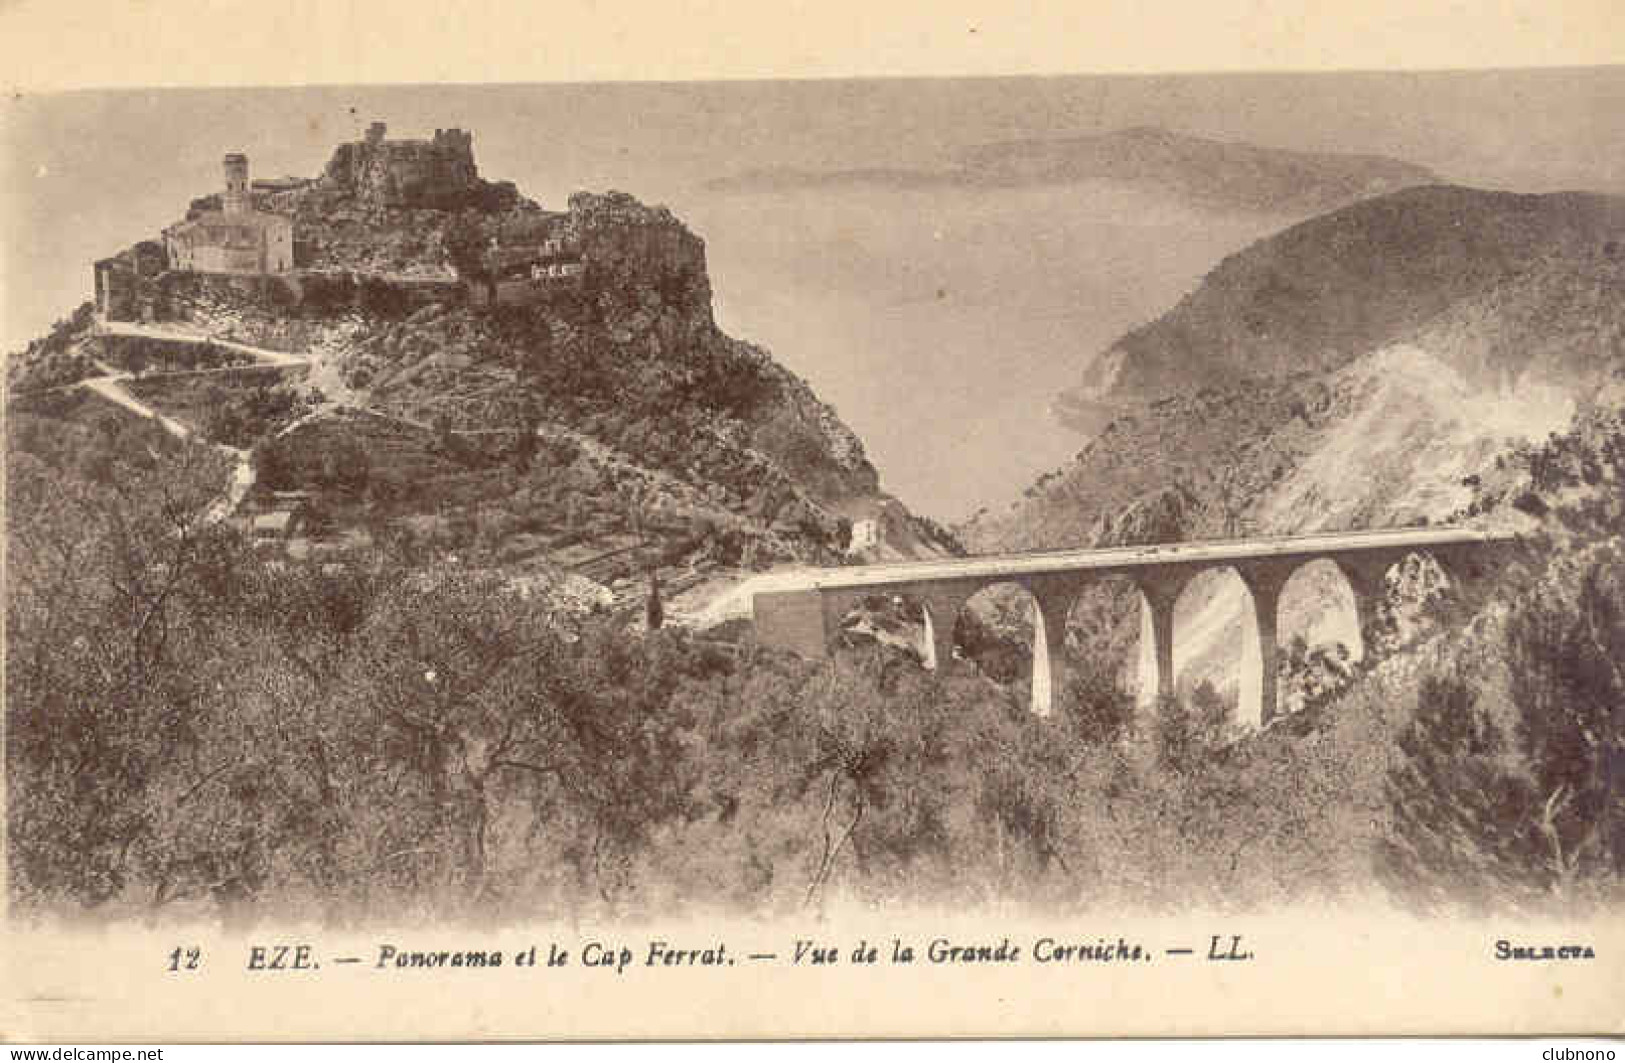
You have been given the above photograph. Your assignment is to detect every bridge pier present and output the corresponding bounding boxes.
[1027,579,1084,718]
[1336,553,1397,661]
[1238,561,1293,727]
[754,588,833,659]
[919,589,971,671]
[1135,571,1191,709]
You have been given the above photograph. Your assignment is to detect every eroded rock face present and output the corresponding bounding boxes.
[567,192,713,319]
[1092,482,1201,547]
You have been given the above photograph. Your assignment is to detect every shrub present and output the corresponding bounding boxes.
[1381,556,1625,910]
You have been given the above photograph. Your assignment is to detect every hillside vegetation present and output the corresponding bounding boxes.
[14,172,948,620]
[9,387,1622,921]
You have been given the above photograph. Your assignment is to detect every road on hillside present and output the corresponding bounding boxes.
[97,320,311,367]
[67,323,317,526]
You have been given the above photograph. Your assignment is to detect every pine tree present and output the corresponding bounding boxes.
[645,569,664,631]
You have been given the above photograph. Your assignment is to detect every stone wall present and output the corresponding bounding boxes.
[93,241,168,321]
[470,275,586,307]
[154,269,466,327]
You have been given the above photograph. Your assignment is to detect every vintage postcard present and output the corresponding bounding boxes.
[3,0,1624,1043]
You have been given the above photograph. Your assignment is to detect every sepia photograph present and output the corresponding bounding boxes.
[2,0,1623,1044]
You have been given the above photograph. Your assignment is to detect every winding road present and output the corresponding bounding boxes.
[69,323,315,526]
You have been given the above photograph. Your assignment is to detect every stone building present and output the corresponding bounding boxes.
[163,153,294,274]
[321,122,481,208]
[528,260,585,281]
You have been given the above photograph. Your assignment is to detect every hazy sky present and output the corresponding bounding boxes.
[3,0,1624,92]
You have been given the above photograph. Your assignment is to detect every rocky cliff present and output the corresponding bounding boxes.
[977,187,1625,553]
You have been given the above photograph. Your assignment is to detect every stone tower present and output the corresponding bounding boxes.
[222,153,250,215]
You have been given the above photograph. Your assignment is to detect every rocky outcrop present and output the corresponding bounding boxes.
[322,127,481,209]
[1091,481,1201,547]
[567,192,712,319]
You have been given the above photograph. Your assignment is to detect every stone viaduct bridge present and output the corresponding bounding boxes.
[752,526,1516,725]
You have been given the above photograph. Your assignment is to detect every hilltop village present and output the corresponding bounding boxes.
[23,122,935,627]
[94,122,591,320]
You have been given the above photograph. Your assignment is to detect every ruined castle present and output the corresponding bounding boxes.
[322,122,480,208]
[89,123,631,322]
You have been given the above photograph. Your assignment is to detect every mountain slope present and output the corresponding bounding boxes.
[1058,186,1625,428]
[976,189,1625,553]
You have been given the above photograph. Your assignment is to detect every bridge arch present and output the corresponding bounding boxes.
[951,581,1039,686]
[1274,557,1367,715]
[1135,566,1260,725]
[822,590,925,661]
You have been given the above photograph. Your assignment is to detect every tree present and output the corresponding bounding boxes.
[299,496,339,539]
[645,570,664,631]
[1505,557,1625,887]
[252,438,295,491]
[442,214,488,284]
[1379,671,1535,910]
[1381,556,1625,909]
